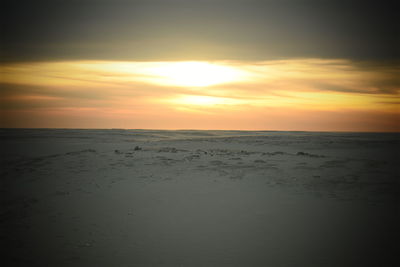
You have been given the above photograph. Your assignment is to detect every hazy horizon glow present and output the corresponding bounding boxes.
[141,61,250,87]
[0,59,399,131]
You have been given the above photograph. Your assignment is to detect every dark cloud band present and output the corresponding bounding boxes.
[1,0,398,62]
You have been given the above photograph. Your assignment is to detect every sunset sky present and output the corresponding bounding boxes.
[1,0,399,131]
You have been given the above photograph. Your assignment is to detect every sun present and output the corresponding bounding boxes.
[143,61,247,87]
[173,95,243,106]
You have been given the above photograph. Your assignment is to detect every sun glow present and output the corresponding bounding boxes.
[143,61,248,87]
[1,59,399,131]
[171,95,244,106]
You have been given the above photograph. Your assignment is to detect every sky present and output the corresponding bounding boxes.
[1,0,399,131]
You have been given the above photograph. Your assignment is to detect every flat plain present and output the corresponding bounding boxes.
[1,129,399,266]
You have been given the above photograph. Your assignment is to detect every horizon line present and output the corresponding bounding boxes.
[0,127,398,134]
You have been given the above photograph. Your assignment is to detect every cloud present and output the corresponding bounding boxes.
[1,0,398,62]
[0,58,399,131]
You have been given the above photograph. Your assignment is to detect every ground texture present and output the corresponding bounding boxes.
[1,130,399,266]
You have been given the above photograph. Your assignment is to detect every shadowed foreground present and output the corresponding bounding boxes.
[1,129,399,266]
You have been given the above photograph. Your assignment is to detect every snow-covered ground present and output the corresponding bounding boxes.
[1,129,399,266]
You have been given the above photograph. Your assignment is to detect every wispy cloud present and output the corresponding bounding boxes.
[1,59,399,131]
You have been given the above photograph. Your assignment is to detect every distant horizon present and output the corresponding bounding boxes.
[1,127,399,134]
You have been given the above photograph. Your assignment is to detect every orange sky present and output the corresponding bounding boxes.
[0,59,399,131]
